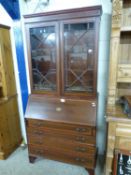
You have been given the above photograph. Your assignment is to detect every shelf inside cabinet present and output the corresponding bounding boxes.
[118,32,131,64]
[117,64,131,83]
[122,0,131,28]
[117,83,131,97]
[121,26,131,32]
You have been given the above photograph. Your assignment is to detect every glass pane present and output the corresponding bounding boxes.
[30,26,57,91]
[64,22,95,93]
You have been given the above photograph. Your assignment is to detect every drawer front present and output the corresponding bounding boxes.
[26,119,96,136]
[117,65,131,82]
[28,145,96,169]
[27,134,96,155]
[27,127,96,145]
[116,123,131,137]
[115,136,131,150]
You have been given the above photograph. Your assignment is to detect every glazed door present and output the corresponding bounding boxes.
[60,19,98,98]
[26,22,60,95]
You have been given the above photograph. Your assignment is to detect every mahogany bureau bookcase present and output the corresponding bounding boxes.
[24,6,102,175]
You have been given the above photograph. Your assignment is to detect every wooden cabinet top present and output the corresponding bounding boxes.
[25,95,97,126]
[106,104,131,123]
[24,6,102,23]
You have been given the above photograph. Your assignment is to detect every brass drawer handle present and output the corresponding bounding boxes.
[75,157,80,161]
[91,102,96,107]
[76,136,86,142]
[34,123,43,127]
[81,158,86,162]
[35,123,43,127]
[34,131,43,135]
[75,158,86,162]
[75,147,87,152]
[35,150,43,155]
[34,141,43,145]
[76,128,87,132]
[76,128,80,132]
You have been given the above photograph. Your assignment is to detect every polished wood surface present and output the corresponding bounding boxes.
[24,7,101,175]
[25,95,97,126]
[25,96,97,171]
[27,125,96,145]
[29,145,96,169]
[26,119,96,136]
[26,117,97,169]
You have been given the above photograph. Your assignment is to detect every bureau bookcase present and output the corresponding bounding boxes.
[24,6,101,175]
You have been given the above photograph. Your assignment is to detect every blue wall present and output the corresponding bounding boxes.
[14,22,29,113]
[0,1,29,112]
[0,0,20,19]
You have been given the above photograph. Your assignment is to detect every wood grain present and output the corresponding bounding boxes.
[24,7,101,174]
[0,28,16,98]
[0,26,22,159]
[0,95,22,159]
[25,95,97,126]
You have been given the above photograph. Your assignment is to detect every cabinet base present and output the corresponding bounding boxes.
[0,139,22,160]
[29,156,37,163]
[86,168,95,175]
[29,155,95,174]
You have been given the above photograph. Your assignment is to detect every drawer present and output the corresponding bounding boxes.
[28,145,96,169]
[27,127,96,145]
[26,119,96,136]
[27,134,96,155]
[116,123,131,137]
[115,136,131,150]
[117,64,131,82]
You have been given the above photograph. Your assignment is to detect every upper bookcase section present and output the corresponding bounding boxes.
[24,6,102,99]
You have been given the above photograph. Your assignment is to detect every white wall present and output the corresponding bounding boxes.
[0,4,26,142]
[20,0,112,154]
[0,5,12,26]
[20,0,111,14]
